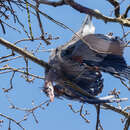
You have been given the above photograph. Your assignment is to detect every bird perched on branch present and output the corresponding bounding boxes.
[44,15,129,104]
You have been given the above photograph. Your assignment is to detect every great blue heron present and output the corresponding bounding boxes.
[44,15,129,104]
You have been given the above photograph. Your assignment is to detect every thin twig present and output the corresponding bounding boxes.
[0,19,21,33]
[32,111,39,123]
[25,0,34,40]
[3,71,15,92]
[0,113,25,130]
[0,66,45,79]
[124,117,130,130]
[6,95,50,124]
[68,104,90,123]
[96,104,103,130]
[0,56,22,64]
[14,37,41,45]
[35,0,51,45]
[79,104,90,123]
[35,1,44,35]
[0,52,15,60]
[122,5,130,18]
[120,79,130,91]
[8,120,11,130]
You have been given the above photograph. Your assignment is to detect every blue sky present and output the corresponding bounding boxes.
[0,0,130,130]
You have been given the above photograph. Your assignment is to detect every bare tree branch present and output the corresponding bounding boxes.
[0,1,129,129]
[38,0,65,7]
[96,105,103,130]
[0,66,44,79]
[68,104,90,123]
[38,0,130,27]
[3,71,16,92]
[0,38,50,70]
[64,0,130,26]
[7,97,50,124]
[0,113,25,130]
[107,0,120,17]
[0,56,21,64]
[122,5,130,18]
[124,117,130,130]
[102,103,129,118]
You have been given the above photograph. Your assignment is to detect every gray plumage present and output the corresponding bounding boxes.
[44,48,104,103]
[60,33,129,80]
[44,15,129,104]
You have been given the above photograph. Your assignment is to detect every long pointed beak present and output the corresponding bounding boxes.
[44,80,54,102]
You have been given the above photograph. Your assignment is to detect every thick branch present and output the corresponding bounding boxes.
[39,0,130,27]
[107,0,120,17]
[64,0,130,27]
[102,103,129,118]
[38,0,65,7]
[122,5,130,18]
[0,38,50,70]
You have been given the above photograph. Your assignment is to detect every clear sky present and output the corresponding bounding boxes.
[0,0,130,130]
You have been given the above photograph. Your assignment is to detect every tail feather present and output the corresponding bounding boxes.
[100,66,130,81]
[82,57,130,81]
[54,84,128,104]
[97,54,130,81]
